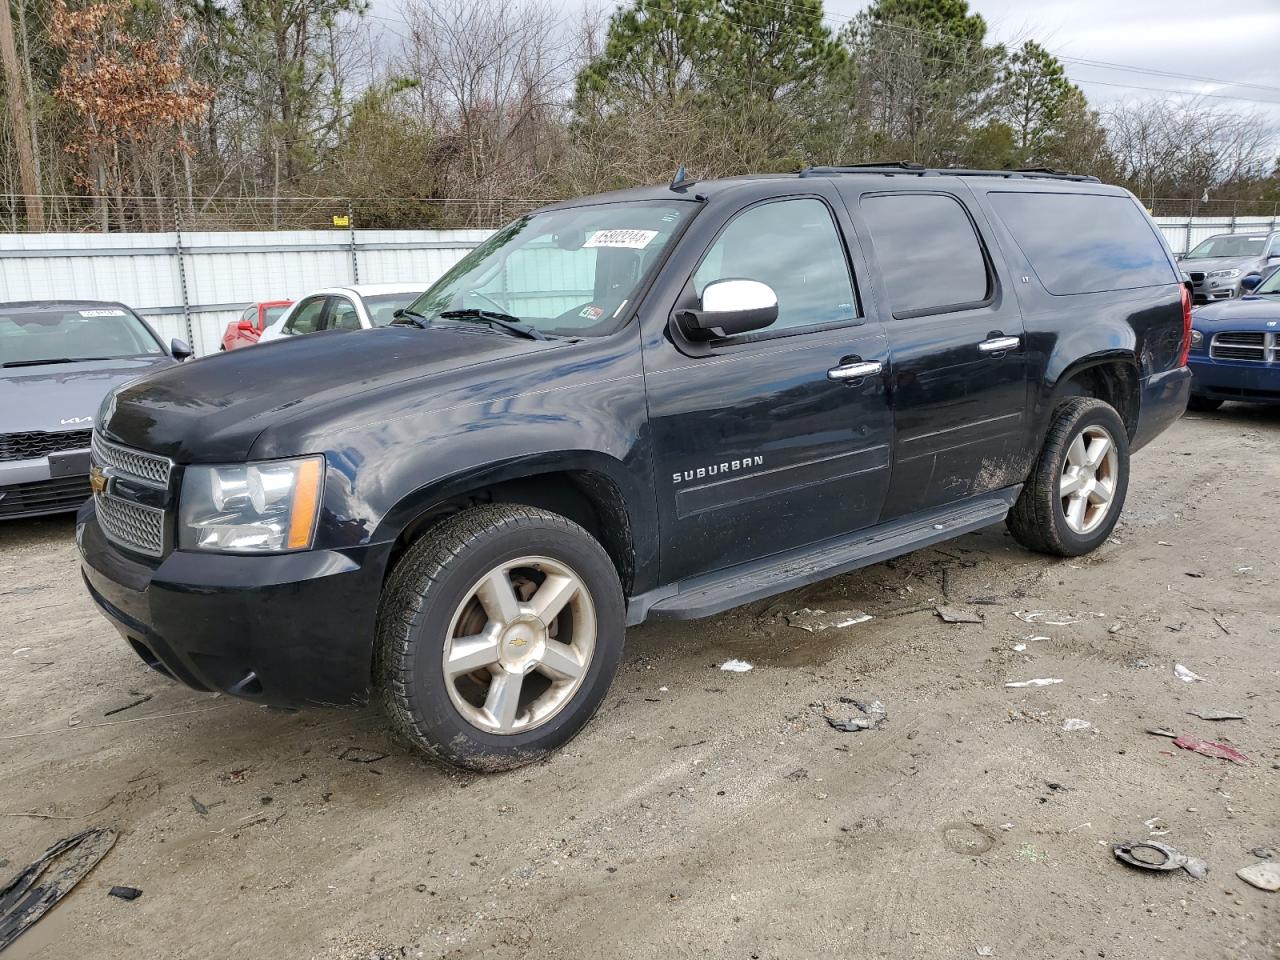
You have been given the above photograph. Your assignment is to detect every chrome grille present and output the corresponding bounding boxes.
[91,433,172,487]
[95,494,165,558]
[0,429,91,462]
[1210,331,1278,363]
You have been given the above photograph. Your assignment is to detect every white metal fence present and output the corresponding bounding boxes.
[3,213,1278,357]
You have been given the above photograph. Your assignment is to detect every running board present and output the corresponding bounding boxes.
[627,486,1021,624]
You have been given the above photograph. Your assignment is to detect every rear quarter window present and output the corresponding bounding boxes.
[988,192,1176,295]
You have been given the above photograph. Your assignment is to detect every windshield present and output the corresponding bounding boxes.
[405,201,695,337]
[0,304,164,367]
[263,305,290,326]
[364,292,424,327]
[1184,235,1266,259]
[1255,269,1280,295]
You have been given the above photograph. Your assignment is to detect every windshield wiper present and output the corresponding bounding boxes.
[439,309,549,341]
[2,356,116,368]
[390,308,432,329]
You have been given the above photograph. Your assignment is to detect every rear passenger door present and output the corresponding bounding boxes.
[325,296,362,332]
[850,187,1029,519]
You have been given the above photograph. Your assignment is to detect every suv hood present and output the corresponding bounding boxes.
[0,357,173,435]
[102,326,559,462]
[1179,255,1259,273]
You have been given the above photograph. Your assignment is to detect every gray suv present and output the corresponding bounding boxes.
[1178,231,1280,303]
[1,300,189,519]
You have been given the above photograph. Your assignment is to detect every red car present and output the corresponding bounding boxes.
[220,300,292,351]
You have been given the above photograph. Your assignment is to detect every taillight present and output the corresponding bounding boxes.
[1178,285,1193,366]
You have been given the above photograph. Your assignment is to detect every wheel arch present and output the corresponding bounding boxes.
[1043,351,1142,440]
[375,451,647,598]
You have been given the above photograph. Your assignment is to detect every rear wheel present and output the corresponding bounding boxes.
[375,504,624,771]
[1007,398,1130,557]
[1186,394,1223,412]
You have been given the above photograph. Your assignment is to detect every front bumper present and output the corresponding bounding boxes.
[1186,274,1237,304]
[0,450,92,519]
[1188,354,1280,405]
[77,499,392,708]
[1131,366,1191,452]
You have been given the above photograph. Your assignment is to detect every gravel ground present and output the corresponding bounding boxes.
[1,407,1277,960]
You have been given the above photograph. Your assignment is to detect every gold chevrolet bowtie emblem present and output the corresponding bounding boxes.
[89,465,107,495]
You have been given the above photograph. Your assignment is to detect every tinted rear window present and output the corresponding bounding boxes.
[860,193,991,317]
[988,192,1175,295]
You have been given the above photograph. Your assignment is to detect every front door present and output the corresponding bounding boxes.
[643,192,894,584]
[847,186,1029,519]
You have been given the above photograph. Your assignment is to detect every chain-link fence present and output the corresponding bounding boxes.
[0,195,557,233]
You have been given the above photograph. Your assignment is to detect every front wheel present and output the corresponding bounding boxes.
[1007,397,1130,557]
[375,504,625,771]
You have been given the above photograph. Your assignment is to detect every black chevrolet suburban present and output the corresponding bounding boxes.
[78,166,1191,770]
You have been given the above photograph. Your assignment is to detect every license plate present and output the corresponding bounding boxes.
[48,450,91,479]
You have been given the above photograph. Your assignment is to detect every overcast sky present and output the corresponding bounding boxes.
[827,0,1280,126]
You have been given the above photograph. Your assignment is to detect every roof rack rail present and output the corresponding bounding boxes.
[799,164,1099,183]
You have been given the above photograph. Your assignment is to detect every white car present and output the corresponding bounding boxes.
[258,284,426,344]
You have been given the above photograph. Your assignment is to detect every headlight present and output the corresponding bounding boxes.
[1190,329,1204,348]
[1207,269,1240,280]
[179,455,324,553]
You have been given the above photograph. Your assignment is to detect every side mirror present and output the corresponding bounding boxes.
[1241,274,1263,292]
[171,338,193,361]
[680,279,779,339]
[237,320,257,333]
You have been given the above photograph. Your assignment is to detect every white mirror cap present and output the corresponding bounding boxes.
[702,278,778,314]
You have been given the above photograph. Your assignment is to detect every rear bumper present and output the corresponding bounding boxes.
[1187,354,1280,405]
[77,499,391,708]
[1131,366,1191,452]
[0,451,91,519]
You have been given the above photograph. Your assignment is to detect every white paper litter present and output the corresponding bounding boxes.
[1013,644,1027,652]
[1014,611,1080,626]
[1174,663,1205,683]
[1005,678,1064,688]
[1062,718,1091,731]
[719,659,754,673]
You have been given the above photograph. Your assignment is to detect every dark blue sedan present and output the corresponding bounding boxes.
[1187,269,1280,411]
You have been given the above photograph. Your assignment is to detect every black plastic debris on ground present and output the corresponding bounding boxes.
[338,746,388,763]
[824,697,888,732]
[0,827,117,950]
[108,886,142,901]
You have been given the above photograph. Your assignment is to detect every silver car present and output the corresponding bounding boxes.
[0,300,189,520]
[1178,231,1280,303]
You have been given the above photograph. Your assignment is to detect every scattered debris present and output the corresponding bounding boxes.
[1062,719,1091,732]
[1235,862,1280,892]
[103,693,153,718]
[1173,663,1205,683]
[1250,847,1277,860]
[1005,678,1063,688]
[1172,735,1249,764]
[1014,611,1079,626]
[1188,710,1244,722]
[1012,644,1027,652]
[0,827,117,950]
[107,886,142,901]
[719,659,753,673]
[785,608,873,632]
[1113,841,1208,879]
[935,605,983,624]
[783,768,808,781]
[1147,728,1177,738]
[1184,571,1204,579]
[823,697,888,732]
[189,796,209,816]
[1144,818,1169,837]
[337,747,388,764]
[976,947,993,957]
[1107,622,1124,634]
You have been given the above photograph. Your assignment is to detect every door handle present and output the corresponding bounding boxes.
[978,336,1020,353]
[827,360,883,382]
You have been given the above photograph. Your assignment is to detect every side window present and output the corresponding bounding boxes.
[284,297,326,336]
[860,193,990,317]
[693,198,857,332]
[987,192,1176,294]
[240,305,256,323]
[328,297,362,331]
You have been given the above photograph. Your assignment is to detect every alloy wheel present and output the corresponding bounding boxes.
[1059,424,1119,535]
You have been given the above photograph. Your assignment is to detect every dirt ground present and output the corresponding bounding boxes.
[1,408,1277,960]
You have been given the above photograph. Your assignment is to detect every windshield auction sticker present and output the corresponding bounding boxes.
[78,309,127,317]
[584,229,659,249]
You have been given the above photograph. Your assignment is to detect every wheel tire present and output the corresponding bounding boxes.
[375,503,624,771]
[1186,394,1223,412]
[1007,397,1130,557]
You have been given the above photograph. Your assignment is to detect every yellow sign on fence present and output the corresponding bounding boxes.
[332,214,350,228]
